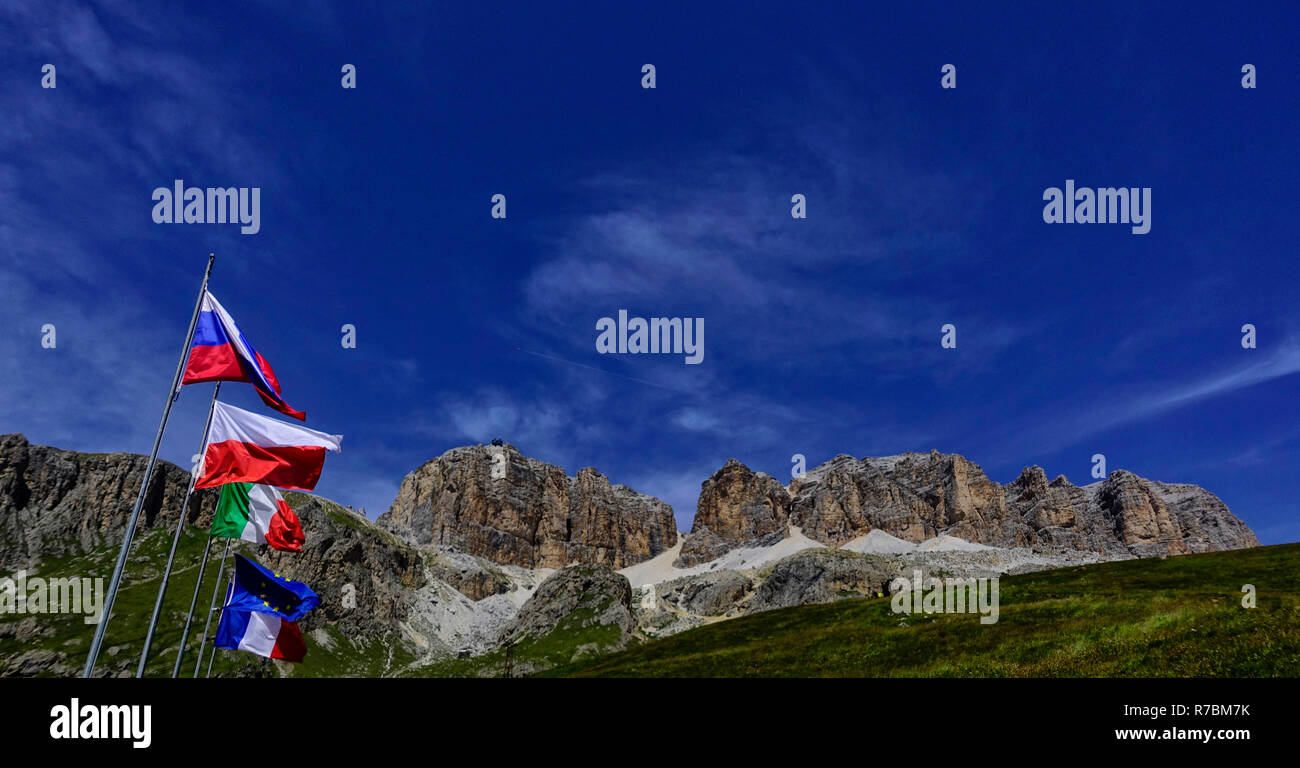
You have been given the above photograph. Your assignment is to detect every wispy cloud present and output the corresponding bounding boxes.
[518,143,1022,401]
[1133,339,1300,416]
[988,337,1300,463]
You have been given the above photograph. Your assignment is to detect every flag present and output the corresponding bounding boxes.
[223,554,320,622]
[212,482,305,551]
[195,401,342,491]
[183,290,306,420]
[215,609,307,663]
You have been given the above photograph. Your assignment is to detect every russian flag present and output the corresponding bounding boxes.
[195,401,342,491]
[183,290,306,420]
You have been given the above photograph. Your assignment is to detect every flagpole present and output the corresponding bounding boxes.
[172,533,213,678]
[206,570,234,678]
[194,539,231,677]
[83,252,215,678]
[137,381,221,677]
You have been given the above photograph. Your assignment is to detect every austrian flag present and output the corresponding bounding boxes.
[183,290,306,420]
[196,401,342,491]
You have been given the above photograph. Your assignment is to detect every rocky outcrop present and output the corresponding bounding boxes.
[425,549,514,601]
[379,444,676,570]
[498,564,635,672]
[747,549,894,613]
[659,571,753,616]
[257,495,425,639]
[0,433,217,569]
[679,451,1258,566]
[674,459,791,567]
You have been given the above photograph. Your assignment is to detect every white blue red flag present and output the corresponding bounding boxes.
[182,290,305,420]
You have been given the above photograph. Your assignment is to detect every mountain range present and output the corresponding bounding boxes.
[0,434,1258,677]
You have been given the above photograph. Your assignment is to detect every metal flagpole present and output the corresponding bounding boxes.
[194,539,231,677]
[137,381,221,677]
[83,253,215,678]
[206,569,234,678]
[172,533,213,677]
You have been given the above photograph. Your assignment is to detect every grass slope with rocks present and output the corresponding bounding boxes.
[547,542,1300,677]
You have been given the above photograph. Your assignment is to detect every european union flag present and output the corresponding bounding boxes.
[224,554,320,622]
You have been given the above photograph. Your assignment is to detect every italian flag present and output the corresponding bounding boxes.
[211,482,305,551]
[215,609,307,662]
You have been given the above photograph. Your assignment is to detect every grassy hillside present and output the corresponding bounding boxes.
[1,521,624,679]
[11,529,1296,679]
[0,526,266,678]
[548,543,1300,677]
[0,522,426,679]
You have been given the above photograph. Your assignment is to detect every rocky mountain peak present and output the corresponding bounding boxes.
[378,443,676,570]
[677,451,1258,566]
[674,458,791,568]
[1012,465,1050,496]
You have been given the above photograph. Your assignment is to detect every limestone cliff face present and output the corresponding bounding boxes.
[0,433,217,569]
[674,459,791,567]
[1094,471,1258,557]
[1002,464,1110,551]
[678,451,1259,565]
[379,444,676,569]
[788,452,1009,546]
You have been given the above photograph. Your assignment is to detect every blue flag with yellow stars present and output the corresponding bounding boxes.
[224,554,320,622]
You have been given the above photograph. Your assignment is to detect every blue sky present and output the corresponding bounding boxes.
[2,2,1298,544]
